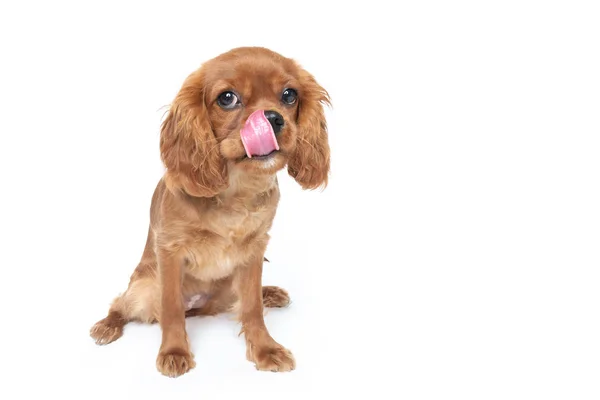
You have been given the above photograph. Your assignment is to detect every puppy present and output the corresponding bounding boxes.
[90,47,330,377]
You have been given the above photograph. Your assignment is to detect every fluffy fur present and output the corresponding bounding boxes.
[90,47,330,377]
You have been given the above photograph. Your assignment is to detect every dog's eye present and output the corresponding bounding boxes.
[281,88,298,105]
[217,91,240,109]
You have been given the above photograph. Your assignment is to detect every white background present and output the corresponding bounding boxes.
[1,0,599,398]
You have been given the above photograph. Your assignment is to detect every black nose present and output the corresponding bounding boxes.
[264,110,285,135]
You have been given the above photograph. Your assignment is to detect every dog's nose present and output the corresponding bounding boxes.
[264,110,285,135]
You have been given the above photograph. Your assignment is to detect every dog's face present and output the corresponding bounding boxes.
[207,50,303,175]
[160,47,331,197]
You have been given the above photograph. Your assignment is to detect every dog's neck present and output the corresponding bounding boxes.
[216,163,278,202]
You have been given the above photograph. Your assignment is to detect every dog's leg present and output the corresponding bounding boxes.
[90,308,127,345]
[262,286,290,308]
[91,228,160,344]
[234,257,295,372]
[90,264,160,344]
[155,250,195,377]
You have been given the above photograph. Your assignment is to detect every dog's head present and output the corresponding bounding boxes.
[160,47,331,197]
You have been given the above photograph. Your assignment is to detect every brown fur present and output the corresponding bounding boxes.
[90,47,330,377]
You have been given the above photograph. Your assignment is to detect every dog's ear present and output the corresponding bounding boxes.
[287,66,331,190]
[160,70,228,197]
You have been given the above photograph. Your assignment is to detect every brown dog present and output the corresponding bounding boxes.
[90,47,330,377]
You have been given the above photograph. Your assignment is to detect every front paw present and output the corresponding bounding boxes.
[248,343,296,372]
[156,349,196,377]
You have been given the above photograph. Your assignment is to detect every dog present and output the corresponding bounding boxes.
[90,47,330,377]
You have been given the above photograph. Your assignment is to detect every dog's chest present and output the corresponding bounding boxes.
[184,203,271,281]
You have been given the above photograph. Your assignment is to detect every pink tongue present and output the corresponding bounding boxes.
[240,110,279,158]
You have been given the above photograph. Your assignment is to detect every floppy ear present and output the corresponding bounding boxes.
[287,67,331,190]
[160,71,228,197]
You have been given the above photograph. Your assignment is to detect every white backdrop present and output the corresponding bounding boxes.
[0,1,599,399]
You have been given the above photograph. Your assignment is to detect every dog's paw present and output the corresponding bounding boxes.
[262,286,290,308]
[248,343,296,372]
[90,319,123,345]
[156,349,196,377]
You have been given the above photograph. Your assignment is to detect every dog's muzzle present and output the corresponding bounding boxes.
[240,110,282,158]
